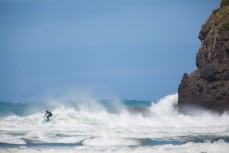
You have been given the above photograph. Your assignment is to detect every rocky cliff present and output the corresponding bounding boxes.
[178,0,229,113]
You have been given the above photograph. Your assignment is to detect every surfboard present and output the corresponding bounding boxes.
[42,119,49,124]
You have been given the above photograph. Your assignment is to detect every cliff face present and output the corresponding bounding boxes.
[178,0,229,113]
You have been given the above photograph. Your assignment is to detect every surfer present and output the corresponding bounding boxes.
[44,110,52,121]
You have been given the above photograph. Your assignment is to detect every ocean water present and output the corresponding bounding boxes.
[0,93,229,153]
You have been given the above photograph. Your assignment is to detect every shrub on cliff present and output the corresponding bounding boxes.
[212,8,220,14]
[221,0,229,7]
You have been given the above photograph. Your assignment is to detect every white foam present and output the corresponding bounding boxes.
[1,93,229,130]
[150,93,178,117]
[0,141,229,153]
[0,93,229,151]
[0,133,26,145]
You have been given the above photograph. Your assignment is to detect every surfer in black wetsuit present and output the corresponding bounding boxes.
[44,110,52,121]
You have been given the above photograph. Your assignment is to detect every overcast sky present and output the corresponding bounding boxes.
[0,0,220,101]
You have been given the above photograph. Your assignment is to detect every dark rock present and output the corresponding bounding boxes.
[178,1,229,113]
[200,64,217,81]
[222,71,229,80]
[217,52,224,63]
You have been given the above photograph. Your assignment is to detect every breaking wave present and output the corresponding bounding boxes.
[0,93,229,153]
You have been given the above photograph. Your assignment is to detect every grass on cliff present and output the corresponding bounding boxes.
[219,22,229,33]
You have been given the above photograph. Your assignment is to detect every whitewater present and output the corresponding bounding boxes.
[0,93,229,153]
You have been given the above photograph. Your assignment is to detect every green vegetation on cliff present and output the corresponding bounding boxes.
[221,0,229,7]
[219,22,229,33]
[212,8,220,14]
[211,0,229,35]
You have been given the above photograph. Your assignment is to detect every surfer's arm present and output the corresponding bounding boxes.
[43,113,47,117]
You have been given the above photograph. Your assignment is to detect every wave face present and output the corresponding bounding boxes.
[0,93,229,153]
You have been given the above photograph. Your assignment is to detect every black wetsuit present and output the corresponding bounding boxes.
[44,111,53,121]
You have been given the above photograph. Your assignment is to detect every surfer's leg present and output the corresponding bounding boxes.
[47,114,51,121]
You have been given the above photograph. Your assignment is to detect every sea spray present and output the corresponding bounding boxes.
[0,93,229,153]
[150,93,178,117]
